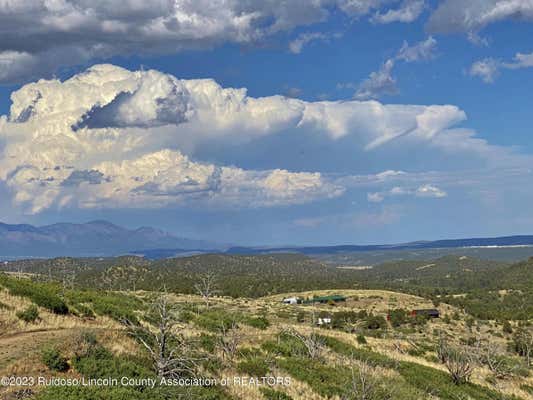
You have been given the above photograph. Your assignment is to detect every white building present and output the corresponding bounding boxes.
[282,297,300,305]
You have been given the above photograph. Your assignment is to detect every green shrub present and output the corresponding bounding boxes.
[199,333,217,352]
[41,346,69,372]
[407,347,425,357]
[364,315,387,330]
[73,345,152,380]
[331,311,359,329]
[237,357,270,376]
[194,310,235,332]
[276,357,349,398]
[356,334,367,344]
[259,387,293,400]
[502,320,513,334]
[261,333,308,358]
[80,330,98,345]
[71,303,95,319]
[16,305,39,323]
[238,347,264,359]
[411,314,430,326]
[243,316,270,330]
[179,310,195,323]
[388,309,408,327]
[36,385,231,400]
[36,386,144,400]
[515,365,530,378]
[91,296,139,323]
[296,311,306,323]
[203,357,224,374]
[0,275,68,314]
[64,290,142,323]
[72,330,99,358]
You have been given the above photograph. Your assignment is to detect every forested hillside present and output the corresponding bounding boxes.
[2,254,532,320]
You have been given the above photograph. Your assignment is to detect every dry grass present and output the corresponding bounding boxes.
[0,288,530,400]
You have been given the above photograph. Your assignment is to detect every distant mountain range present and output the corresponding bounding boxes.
[134,235,533,259]
[223,235,533,255]
[2,219,533,259]
[0,220,218,257]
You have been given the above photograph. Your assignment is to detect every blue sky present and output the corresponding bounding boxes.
[1,0,533,246]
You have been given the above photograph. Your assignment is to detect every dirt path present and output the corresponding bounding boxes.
[0,328,77,370]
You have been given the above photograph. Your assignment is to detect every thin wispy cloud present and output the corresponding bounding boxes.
[470,52,533,83]
[367,184,447,203]
[428,0,533,36]
[288,32,342,54]
[353,37,437,100]
[372,0,425,24]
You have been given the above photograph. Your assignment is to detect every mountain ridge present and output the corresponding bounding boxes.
[0,220,218,257]
[223,235,533,255]
[3,219,533,259]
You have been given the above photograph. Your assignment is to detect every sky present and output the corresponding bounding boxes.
[1,0,533,246]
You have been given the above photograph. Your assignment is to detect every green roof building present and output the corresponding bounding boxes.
[303,295,347,304]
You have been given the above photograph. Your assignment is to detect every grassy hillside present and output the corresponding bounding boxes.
[0,273,531,400]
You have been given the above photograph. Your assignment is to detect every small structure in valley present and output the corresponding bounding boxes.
[303,295,347,304]
[411,309,440,318]
[317,316,332,326]
[282,296,301,305]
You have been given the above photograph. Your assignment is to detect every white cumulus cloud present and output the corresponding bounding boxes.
[0,64,473,214]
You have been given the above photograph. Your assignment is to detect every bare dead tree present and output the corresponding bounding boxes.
[436,333,450,364]
[513,328,533,367]
[476,340,516,379]
[282,327,325,360]
[121,292,203,378]
[63,269,76,290]
[437,337,475,384]
[445,349,476,385]
[129,273,138,292]
[217,320,241,362]
[342,360,387,400]
[194,271,218,309]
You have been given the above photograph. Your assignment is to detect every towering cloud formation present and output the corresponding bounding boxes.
[0,64,469,213]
